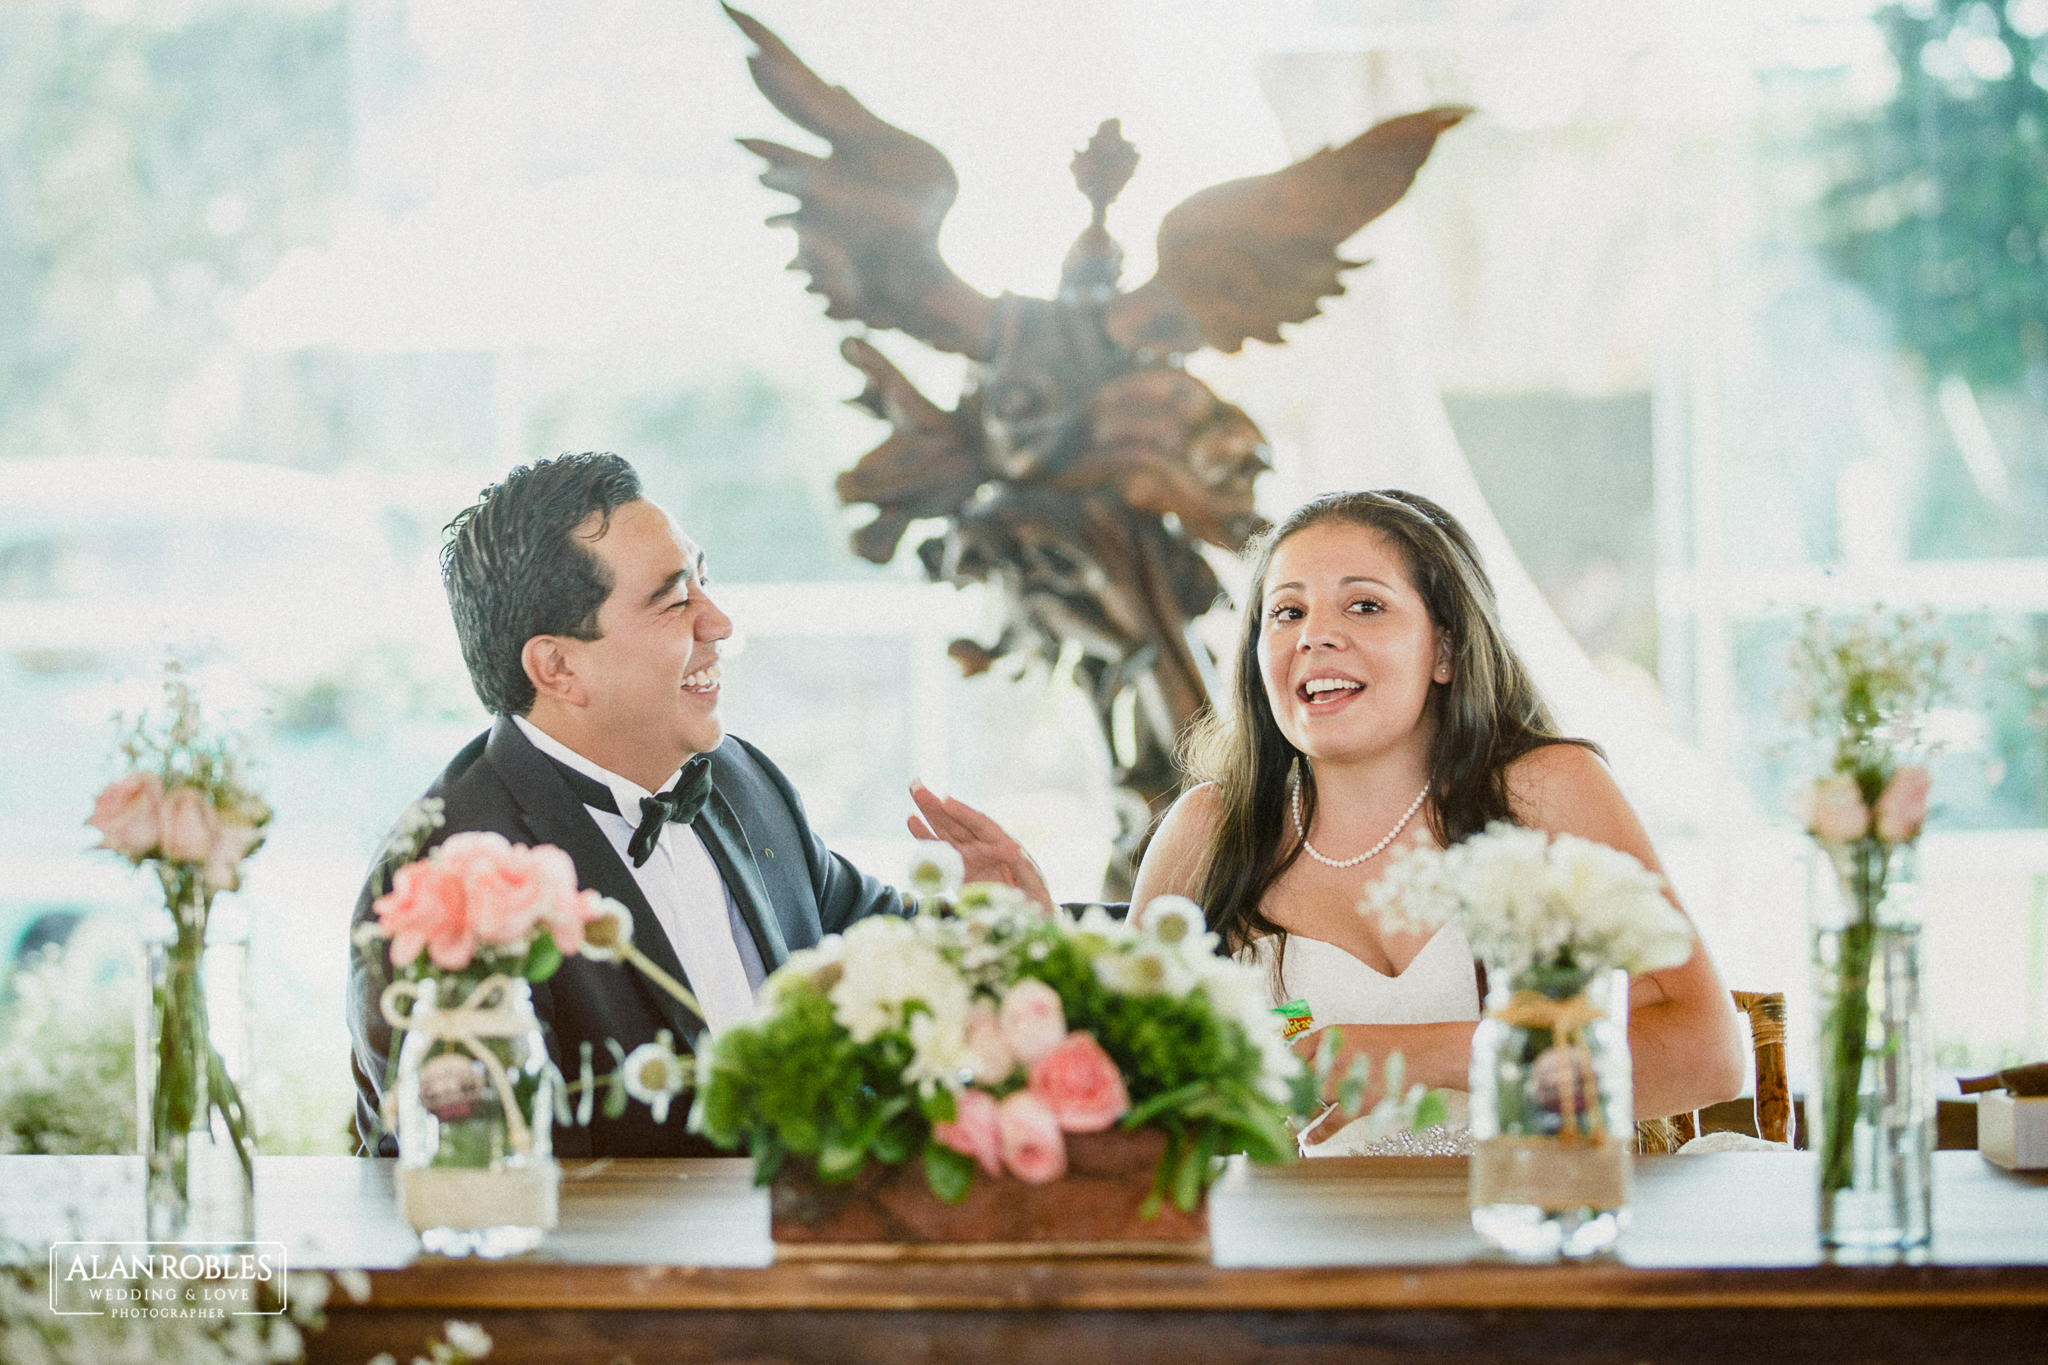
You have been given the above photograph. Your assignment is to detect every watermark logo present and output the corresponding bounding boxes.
[47,1242,288,1320]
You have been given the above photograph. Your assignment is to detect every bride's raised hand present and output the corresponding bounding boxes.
[906,780,1055,914]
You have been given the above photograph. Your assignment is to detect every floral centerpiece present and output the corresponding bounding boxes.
[86,667,271,1241]
[357,811,712,1255]
[1373,823,1695,1259]
[1784,606,1947,1248]
[359,824,608,1256]
[689,883,1301,1250]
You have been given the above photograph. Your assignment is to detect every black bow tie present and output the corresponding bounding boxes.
[547,754,714,868]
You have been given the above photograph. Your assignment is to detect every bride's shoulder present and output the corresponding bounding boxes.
[1130,783,1225,916]
[1503,741,1611,808]
[1153,781,1225,856]
[1503,741,1659,864]
[1169,780,1225,819]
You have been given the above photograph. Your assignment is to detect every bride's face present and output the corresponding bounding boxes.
[1257,520,1446,767]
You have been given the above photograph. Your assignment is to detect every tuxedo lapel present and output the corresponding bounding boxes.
[482,717,705,1041]
[695,786,789,972]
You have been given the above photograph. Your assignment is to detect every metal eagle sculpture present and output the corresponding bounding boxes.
[727,6,1465,895]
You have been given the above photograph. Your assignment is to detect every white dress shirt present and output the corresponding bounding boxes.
[513,716,759,1035]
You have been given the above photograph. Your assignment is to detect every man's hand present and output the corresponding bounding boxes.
[906,780,1055,913]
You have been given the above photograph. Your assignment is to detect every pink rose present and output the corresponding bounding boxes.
[1874,766,1932,844]
[460,841,552,947]
[996,1091,1067,1184]
[531,847,599,954]
[543,886,606,957]
[1027,1031,1130,1133]
[88,773,164,858]
[1806,776,1870,844]
[431,830,514,882]
[375,859,476,971]
[999,979,1067,1065]
[964,1001,1016,1083]
[203,820,263,893]
[933,1087,1003,1176]
[158,786,222,863]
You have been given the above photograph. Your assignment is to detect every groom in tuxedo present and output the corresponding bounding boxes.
[347,452,1041,1157]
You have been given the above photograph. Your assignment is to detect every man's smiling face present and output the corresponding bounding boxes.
[567,499,731,771]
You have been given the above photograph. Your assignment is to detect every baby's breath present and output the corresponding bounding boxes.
[1784,606,1949,783]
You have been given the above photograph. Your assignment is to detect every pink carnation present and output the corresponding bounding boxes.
[1027,1031,1130,1133]
[997,1091,1067,1184]
[932,1087,1003,1176]
[88,773,164,858]
[999,979,1067,1065]
[1874,766,1932,844]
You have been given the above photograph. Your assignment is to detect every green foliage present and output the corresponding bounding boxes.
[691,980,924,1184]
[1785,605,1952,789]
[1814,1,2048,388]
[0,948,135,1155]
[521,930,563,985]
[1016,929,1295,1180]
[690,904,1306,1214]
[922,1141,975,1204]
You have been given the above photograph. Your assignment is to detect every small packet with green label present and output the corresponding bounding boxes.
[1274,997,1314,1041]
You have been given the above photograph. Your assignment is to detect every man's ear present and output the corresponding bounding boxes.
[522,636,587,707]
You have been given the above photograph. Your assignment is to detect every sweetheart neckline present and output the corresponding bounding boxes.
[1253,922,1463,985]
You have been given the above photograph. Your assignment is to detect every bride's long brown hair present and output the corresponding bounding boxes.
[1181,490,1592,956]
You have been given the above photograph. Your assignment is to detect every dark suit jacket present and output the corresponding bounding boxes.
[348,715,902,1157]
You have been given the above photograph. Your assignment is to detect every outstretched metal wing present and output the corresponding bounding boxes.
[727,6,997,360]
[1105,106,1469,356]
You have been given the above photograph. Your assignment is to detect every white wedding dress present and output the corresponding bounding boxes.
[1243,926,1481,1156]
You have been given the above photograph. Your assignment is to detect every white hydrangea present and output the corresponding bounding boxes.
[901,1006,974,1096]
[826,916,972,1048]
[1370,822,1694,983]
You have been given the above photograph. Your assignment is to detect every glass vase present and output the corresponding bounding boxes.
[1469,966,1633,1259]
[1808,842,1931,1251]
[139,887,254,1245]
[391,974,559,1257]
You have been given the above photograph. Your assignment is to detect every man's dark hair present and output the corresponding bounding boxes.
[441,452,643,716]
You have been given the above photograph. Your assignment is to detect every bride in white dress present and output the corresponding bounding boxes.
[1129,491,1744,1154]
[1242,925,1481,1154]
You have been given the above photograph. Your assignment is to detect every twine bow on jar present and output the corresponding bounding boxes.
[1489,989,1609,1146]
[381,975,538,1157]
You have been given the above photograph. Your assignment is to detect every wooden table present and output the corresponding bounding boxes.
[6,1152,2046,1363]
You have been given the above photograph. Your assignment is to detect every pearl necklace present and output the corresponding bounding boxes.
[1290,773,1430,869]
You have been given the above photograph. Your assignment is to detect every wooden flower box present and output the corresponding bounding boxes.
[769,1127,1209,1259]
